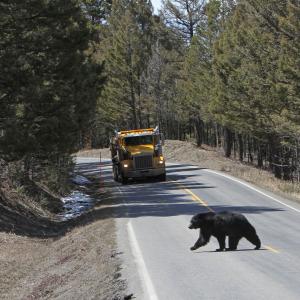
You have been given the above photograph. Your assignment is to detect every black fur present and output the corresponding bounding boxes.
[189,211,261,251]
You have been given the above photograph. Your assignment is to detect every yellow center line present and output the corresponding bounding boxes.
[167,178,214,212]
[168,178,280,253]
[183,188,215,212]
[263,245,280,253]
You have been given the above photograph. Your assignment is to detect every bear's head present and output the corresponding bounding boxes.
[188,212,215,229]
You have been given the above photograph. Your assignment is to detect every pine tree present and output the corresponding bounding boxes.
[140,18,185,135]
[82,0,112,24]
[211,1,281,138]
[0,0,104,162]
[178,0,222,146]
[276,0,300,137]
[211,0,293,176]
[100,0,154,129]
[161,0,206,42]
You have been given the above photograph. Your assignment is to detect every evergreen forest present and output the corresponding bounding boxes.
[1,0,300,189]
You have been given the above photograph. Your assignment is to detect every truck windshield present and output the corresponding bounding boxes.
[124,135,153,146]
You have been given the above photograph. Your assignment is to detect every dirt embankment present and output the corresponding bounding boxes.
[162,140,300,202]
[0,207,125,300]
[0,165,126,299]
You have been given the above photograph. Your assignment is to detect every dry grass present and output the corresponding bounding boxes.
[0,204,125,300]
[0,158,126,300]
[163,140,300,203]
[76,148,111,159]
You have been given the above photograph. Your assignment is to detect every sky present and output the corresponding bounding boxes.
[151,0,162,13]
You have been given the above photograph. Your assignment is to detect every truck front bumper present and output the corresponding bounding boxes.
[123,167,165,178]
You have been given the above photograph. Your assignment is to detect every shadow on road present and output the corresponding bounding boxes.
[194,248,268,254]
[0,160,285,238]
[73,161,286,220]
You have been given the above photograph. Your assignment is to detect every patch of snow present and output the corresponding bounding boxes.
[71,175,91,185]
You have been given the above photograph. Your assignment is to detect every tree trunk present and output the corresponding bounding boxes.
[223,127,233,158]
[128,41,137,129]
[215,124,219,149]
[194,117,204,147]
[282,146,291,181]
[238,134,243,162]
[257,144,263,168]
[269,136,282,179]
[23,155,31,183]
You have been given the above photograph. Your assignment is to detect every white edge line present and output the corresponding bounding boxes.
[204,169,300,213]
[127,221,159,300]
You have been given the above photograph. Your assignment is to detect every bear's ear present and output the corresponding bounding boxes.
[195,213,204,221]
[189,215,200,225]
[194,212,214,225]
[201,212,215,219]
[192,215,198,221]
[192,214,204,226]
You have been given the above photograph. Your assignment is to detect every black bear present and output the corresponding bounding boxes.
[189,211,261,251]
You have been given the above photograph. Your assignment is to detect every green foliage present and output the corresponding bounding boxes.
[0,0,106,195]
[145,20,185,131]
[211,1,285,139]
[173,0,223,145]
[99,0,154,129]
[82,0,112,24]
[276,1,300,137]
[162,0,206,42]
[0,0,104,161]
[179,0,221,120]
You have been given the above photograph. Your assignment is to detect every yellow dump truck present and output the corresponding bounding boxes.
[110,127,166,184]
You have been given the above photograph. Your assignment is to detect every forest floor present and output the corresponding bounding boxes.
[1,139,300,300]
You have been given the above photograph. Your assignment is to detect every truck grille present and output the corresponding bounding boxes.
[134,155,153,169]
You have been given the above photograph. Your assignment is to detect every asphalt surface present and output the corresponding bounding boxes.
[81,158,300,300]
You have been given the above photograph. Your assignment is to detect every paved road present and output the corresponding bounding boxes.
[80,158,300,300]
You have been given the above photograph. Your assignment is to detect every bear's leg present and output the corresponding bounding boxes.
[190,230,211,251]
[244,232,261,250]
[227,236,241,251]
[216,234,226,251]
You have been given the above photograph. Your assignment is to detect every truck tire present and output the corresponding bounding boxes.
[120,173,128,185]
[158,173,166,181]
[113,165,118,182]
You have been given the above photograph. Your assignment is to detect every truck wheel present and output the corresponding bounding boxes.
[120,173,128,185]
[113,166,118,182]
[158,173,166,181]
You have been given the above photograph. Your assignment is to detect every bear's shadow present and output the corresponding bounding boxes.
[194,248,268,253]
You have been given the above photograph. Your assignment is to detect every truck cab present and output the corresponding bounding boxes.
[110,127,166,184]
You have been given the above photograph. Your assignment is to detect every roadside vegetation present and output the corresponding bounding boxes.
[0,2,122,299]
[0,0,104,227]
